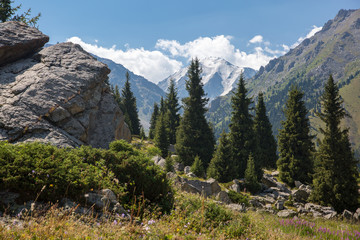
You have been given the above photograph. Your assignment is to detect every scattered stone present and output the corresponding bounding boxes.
[353,208,360,221]
[186,172,197,178]
[0,192,19,205]
[342,209,353,220]
[226,203,246,213]
[216,191,231,204]
[275,200,284,210]
[184,166,191,174]
[173,160,184,172]
[292,189,310,202]
[277,209,297,218]
[262,174,278,188]
[229,183,241,193]
[151,155,166,168]
[180,182,201,194]
[294,180,303,188]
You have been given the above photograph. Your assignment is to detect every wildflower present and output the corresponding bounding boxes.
[47,174,49,178]
[113,220,117,225]
[32,170,35,174]
[148,219,155,225]
[50,184,54,187]
[121,213,125,218]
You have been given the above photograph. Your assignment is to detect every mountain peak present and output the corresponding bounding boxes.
[158,57,256,101]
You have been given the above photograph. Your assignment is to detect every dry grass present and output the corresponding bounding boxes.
[1,191,359,240]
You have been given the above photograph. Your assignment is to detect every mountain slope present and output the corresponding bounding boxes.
[207,9,360,156]
[158,57,256,101]
[94,56,165,131]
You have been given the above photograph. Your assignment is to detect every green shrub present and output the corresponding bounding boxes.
[0,141,173,213]
[190,156,205,178]
[146,146,162,157]
[227,190,249,206]
[109,140,135,153]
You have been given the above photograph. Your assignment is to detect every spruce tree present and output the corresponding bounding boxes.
[277,85,314,187]
[139,127,146,140]
[165,155,174,172]
[0,0,12,22]
[154,114,169,158]
[165,79,180,144]
[254,92,277,169]
[121,72,141,135]
[244,154,261,194]
[176,58,215,167]
[191,156,205,178]
[207,131,233,183]
[229,73,256,179]
[149,103,159,139]
[311,75,359,212]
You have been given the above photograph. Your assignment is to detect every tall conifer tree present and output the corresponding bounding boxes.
[277,85,314,186]
[149,103,159,139]
[311,75,359,212]
[176,58,215,167]
[229,74,256,179]
[165,79,180,144]
[121,72,141,135]
[207,131,233,182]
[254,92,277,169]
[154,114,169,158]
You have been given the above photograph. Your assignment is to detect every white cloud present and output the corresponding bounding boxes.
[249,35,263,44]
[67,37,182,83]
[67,34,291,82]
[291,25,322,48]
[156,35,286,70]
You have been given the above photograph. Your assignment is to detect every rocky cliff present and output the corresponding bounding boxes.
[0,21,131,148]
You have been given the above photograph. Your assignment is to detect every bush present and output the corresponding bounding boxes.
[146,146,161,157]
[227,190,249,206]
[109,140,135,153]
[190,156,205,178]
[0,141,174,213]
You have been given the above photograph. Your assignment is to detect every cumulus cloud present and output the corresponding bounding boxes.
[249,35,263,44]
[67,37,182,83]
[291,25,322,48]
[156,35,286,70]
[67,34,292,82]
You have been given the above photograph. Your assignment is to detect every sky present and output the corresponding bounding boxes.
[15,0,360,83]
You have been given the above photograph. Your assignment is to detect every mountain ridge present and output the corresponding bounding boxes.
[207,8,360,156]
[158,57,256,101]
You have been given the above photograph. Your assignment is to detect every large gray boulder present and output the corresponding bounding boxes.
[0,22,131,148]
[0,21,49,66]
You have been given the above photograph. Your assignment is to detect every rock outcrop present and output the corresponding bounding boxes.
[0,22,131,148]
[0,21,49,67]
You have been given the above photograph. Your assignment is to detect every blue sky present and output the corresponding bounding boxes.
[15,0,360,83]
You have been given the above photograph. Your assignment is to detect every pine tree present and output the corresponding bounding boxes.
[154,114,169,158]
[121,72,141,135]
[149,103,159,139]
[207,131,233,182]
[311,75,359,212]
[277,85,314,187]
[165,155,174,172]
[176,58,215,167]
[253,92,277,169]
[0,0,12,22]
[0,1,40,27]
[229,73,256,179]
[244,154,261,194]
[159,97,166,114]
[165,79,180,144]
[139,127,146,140]
[191,156,205,178]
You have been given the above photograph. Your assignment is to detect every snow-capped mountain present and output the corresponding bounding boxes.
[158,57,256,101]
